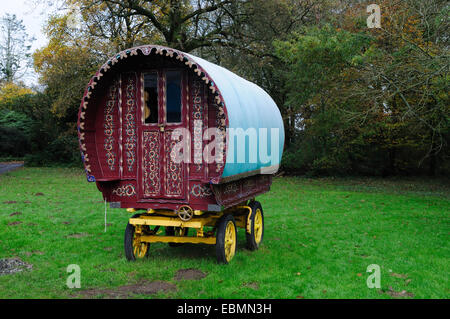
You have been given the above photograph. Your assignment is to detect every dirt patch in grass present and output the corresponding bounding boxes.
[3,201,17,204]
[9,212,21,216]
[174,268,207,281]
[0,258,33,276]
[66,233,90,238]
[8,221,22,226]
[99,268,116,273]
[242,282,259,290]
[35,193,44,196]
[390,272,408,279]
[78,280,177,298]
[384,287,414,298]
[24,251,44,257]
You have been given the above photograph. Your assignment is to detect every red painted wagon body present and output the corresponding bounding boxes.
[78,45,284,263]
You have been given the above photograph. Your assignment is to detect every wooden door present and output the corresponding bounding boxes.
[139,69,187,200]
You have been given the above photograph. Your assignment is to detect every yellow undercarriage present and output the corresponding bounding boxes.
[128,205,252,245]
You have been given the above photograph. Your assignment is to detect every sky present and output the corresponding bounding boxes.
[0,0,57,86]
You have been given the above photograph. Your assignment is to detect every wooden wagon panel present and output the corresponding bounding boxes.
[121,73,139,179]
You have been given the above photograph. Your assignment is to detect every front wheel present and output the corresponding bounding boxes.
[246,201,264,250]
[124,214,150,261]
[215,214,237,264]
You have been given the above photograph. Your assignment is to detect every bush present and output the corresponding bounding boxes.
[24,133,81,167]
[0,125,30,157]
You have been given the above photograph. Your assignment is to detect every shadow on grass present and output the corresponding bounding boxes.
[148,239,252,263]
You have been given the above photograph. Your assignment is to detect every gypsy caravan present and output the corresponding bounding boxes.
[77,45,284,263]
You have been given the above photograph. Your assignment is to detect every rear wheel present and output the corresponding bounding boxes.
[165,227,188,247]
[124,214,150,261]
[246,201,264,250]
[215,214,237,264]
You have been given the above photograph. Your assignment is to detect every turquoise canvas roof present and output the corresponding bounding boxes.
[186,53,285,180]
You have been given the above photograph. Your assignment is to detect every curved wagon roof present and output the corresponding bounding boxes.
[78,44,284,184]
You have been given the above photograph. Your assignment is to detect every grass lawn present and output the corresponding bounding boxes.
[0,167,449,299]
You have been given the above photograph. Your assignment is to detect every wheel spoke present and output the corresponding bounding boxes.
[132,229,148,259]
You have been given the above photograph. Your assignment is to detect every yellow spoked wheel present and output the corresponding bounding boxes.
[124,214,150,261]
[246,201,264,250]
[132,227,149,258]
[216,214,237,264]
[166,226,189,247]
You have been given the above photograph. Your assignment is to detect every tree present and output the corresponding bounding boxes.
[274,25,374,174]
[30,0,448,173]
[0,14,34,83]
[200,0,328,148]
[275,0,449,176]
[70,0,247,52]
[0,82,34,110]
[339,0,450,175]
[34,14,100,119]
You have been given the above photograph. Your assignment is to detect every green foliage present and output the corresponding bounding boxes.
[0,82,35,110]
[0,125,29,157]
[0,103,33,158]
[24,134,81,167]
[275,6,449,176]
[274,25,370,105]
[0,109,33,135]
[0,86,81,166]
[274,25,371,110]
[276,26,374,175]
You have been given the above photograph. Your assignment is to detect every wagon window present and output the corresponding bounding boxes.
[144,73,158,124]
[165,70,182,123]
